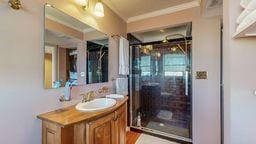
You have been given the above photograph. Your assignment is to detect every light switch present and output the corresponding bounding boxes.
[80,72,85,77]
[196,71,208,79]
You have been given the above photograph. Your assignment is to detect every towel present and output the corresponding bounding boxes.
[241,0,252,8]
[119,37,129,75]
[237,9,256,32]
[237,0,256,24]
[237,9,251,24]
[115,78,128,95]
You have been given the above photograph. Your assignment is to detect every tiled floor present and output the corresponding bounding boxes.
[127,131,180,144]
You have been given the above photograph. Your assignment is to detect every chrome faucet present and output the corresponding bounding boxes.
[81,91,95,103]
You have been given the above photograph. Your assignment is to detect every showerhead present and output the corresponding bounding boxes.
[162,34,186,43]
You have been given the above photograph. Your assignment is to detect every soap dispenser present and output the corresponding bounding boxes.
[137,112,141,127]
[64,81,72,100]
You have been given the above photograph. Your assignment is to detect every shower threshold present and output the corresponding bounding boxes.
[130,126,193,144]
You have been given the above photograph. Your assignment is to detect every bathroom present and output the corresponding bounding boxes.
[1,0,256,144]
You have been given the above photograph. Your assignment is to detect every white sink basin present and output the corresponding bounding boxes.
[75,98,117,112]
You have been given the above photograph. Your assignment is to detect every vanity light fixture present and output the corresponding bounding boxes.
[75,0,105,17]
[75,0,89,9]
[8,0,21,10]
[93,0,104,17]
[45,3,52,7]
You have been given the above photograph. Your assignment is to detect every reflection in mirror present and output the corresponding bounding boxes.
[87,38,109,84]
[44,4,109,89]
[44,30,79,89]
[44,5,85,89]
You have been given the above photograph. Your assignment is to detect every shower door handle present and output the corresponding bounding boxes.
[185,70,189,96]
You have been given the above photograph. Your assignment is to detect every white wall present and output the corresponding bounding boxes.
[192,16,221,144]
[223,0,256,144]
[0,0,124,143]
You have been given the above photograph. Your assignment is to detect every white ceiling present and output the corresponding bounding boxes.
[102,0,198,22]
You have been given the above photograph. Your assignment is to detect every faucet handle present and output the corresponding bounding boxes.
[102,87,109,93]
[80,93,86,103]
[98,86,109,94]
[81,91,95,103]
[88,91,95,97]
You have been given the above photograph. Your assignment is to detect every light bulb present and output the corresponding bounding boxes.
[75,0,88,7]
[94,2,104,17]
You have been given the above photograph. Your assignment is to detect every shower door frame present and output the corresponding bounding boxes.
[129,39,193,144]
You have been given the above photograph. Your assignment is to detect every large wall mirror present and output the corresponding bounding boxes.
[44,4,109,89]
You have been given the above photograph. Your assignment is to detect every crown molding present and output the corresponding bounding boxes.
[83,28,95,33]
[127,0,200,23]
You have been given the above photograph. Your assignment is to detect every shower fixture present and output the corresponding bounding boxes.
[96,44,107,81]
[171,44,186,54]
[162,34,188,54]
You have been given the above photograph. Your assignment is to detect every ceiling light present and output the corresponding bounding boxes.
[45,3,52,7]
[94,1,104,17]
[75,0,89,9]
[171,47,177,52]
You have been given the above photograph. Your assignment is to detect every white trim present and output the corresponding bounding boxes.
[127,0,200,23]
[83,28,95,33]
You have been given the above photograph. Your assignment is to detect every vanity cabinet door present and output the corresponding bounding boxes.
[42,121,74,144]
[86,113,116,144]
[116,104,127,144]
[42,121,61,144]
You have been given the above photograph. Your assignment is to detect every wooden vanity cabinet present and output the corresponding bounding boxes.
[86,112,115,144]
[39,99,127,144]
[87,104,126,144]
[114,104,127,144]
[42,121,74,144]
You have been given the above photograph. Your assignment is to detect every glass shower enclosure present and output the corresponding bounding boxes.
[129,37,192,142]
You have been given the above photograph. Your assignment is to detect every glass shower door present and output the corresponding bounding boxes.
[130,41,192,142]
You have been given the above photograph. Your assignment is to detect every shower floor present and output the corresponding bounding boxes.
[140,110,191,138]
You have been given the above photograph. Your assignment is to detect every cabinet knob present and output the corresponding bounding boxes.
[113,111,118,121]
[113,117,118,121]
